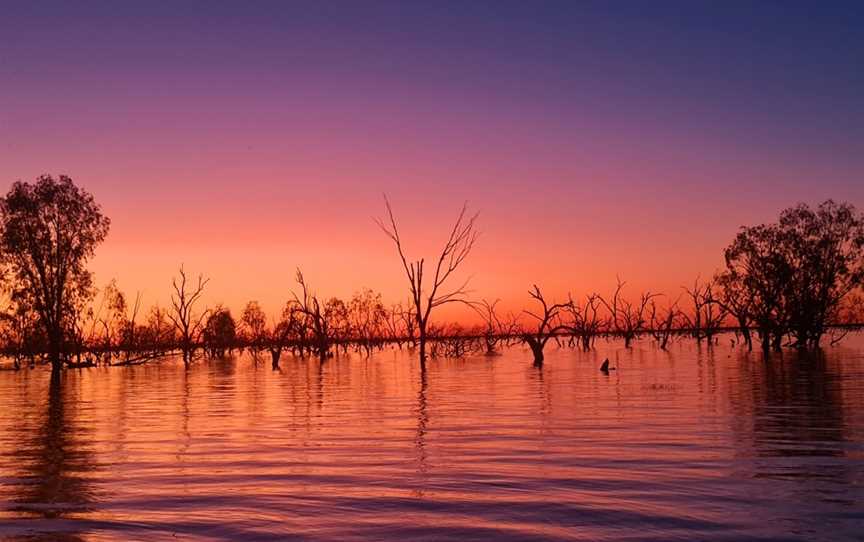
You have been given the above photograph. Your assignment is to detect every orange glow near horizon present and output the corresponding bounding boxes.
[2,4,863,323]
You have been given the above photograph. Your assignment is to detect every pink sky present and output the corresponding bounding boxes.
[1,3,862,321]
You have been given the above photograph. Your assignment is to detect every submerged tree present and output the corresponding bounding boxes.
[291,269,334,359]
[599,278,657,348]
[267,302,298,369]
[681,276,727,345]
[779,201,864,347]
[241,300,268,353]
[721,200,864,350]
[347,289,388,355]
[715,271,754,350]
[648,298,681,350]
[167,266,209,366]
[560,292,604,351]
[203,306,236,358]
[473,298,506,355]
[520,285,568,365]
[0,175,110,373]
[376,196,478,370]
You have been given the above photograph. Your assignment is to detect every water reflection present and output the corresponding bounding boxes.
[8,372,98,541]
[0,336,861,541]
[727,346,864,536]
[413,368,429,497]
[732,349,855,472]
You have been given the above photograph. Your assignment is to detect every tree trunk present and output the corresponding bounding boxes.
[759,329,771,352]
[182,347,191,367]
[739,320,752,351]
[525,337,544,365]
[48,328,63,374]
[418,322,427,370]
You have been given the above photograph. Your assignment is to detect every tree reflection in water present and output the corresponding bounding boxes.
[9,371,98,541]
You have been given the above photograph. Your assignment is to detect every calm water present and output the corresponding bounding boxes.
[1,337,863,541]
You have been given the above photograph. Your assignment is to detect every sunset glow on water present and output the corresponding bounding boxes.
[2,337,863,541]
[2,3,864,540]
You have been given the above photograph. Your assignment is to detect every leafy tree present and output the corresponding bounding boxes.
[0,175,110,372]
[202,306,236,358]
[241,300,267,351]
[721,200,864,349]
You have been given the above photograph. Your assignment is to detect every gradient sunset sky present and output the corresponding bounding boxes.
[2,1,863,319]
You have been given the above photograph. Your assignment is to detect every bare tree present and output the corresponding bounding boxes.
[473,298,506,355]
[520,285,569,365]
[560,292,604,351]
[138,305,174,358]
[376,196,478,370]
[290,269,334,359]
[681,276,727,345]
[715,271,754,350]
[398,304,418,347]
[600,277,657,348]
[827,293,864,346]
[382,302,408,348]
[166,265,209,366]
[347,289,388,356]
[268,302,297,369]
[649,298,681,350]
[241,300,268,354]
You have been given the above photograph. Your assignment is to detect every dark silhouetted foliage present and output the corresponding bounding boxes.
[0,175,110,371]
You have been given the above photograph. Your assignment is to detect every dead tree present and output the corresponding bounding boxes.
[474,298,506,355]
[290,269,333,359]
[682,276,727,345]
[561,292,604,351]
[376,196,478,370]
[649,298,681,350]
[166,265,209,367]
[715,272,754,350]
[241,300,268,355]
[600,277,657,348]
[428,323,481,358]
[268,304,297,369]
[521,285,569,365]
[385,303,419,348]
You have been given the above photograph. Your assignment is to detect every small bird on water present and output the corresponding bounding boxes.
[600,358,615,373]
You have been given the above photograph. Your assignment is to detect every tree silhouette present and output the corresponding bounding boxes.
[648,298,681,350]
[599,278,657,348]
[267,302,297,369]
[520,285,568,366]
[0,175,110,373]
[473,298,507,355]
[347,289,388,356]
[290,269,333,359]
[203,306,236,358]
[715,270,754,350]
[560,293,604,351]
[167,265,209,366]
[681,276,726,345]
[376,196,478,370]
[721,200,864,349]
[241,300,267,354]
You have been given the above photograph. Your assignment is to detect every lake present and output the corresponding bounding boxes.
[1,335,863,541]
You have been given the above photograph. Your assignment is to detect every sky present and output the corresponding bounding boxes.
[1,1,863,320]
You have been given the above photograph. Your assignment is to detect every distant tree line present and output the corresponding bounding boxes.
[0,175,862,373]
